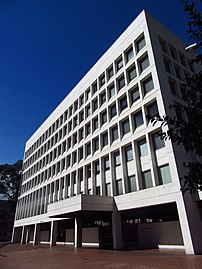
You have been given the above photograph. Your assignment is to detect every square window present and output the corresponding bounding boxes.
[133,110,144,128]
[117,75,125,91]
[92,81,98,94]
[125,47,134,63]
[147,101,159,121]
[142,170,153,189]
[78,147,83,161]
[127,65,137,82]
[99,74,105,88]
[79,127,84,141]
[158,164,172,184]
[85,122,91,137]
[85,89,91,101]
[119,95,128,112]
[94,160,100,175]
[108,84,115,99]
[69,106,73,117]
[101,110,107,126]
[79,110,84,123]
[86,104,91,118]
[74,100,78,112]
[100,91,106,106]
[86,142,91,157]
[79,94,84,107]
[139,54,149,73]
[159,38,167,53]
[128,175,136,192]
[130,86,140,104]
[111,125,119,142]
[153,132,165,150]
[110,103,117,119]
[122,118,130,136]
[125,144,133,161]
[116,57,123,71]
[92,98,98,112]
[86,164,91,178]
[136,35,146,53]
[102,132,108,147]
[138,138,148,157]
[72,151,77,165]
[93,137,99,153]
[93,116,99,132]
[103,155,110,171]
[169,80,177,95]
[107,66,114,80]
[114,150,121,166]
[142,76,154,95]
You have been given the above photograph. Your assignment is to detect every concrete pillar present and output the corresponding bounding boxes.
[112,210,123,250]
[177,194,202,254]
[74,218,82,248]
[33,223,40,245]
[21,226,26,244]
[50,221,58,246]
[25,226,30,244]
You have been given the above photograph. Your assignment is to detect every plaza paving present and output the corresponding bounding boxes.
[0,243,202,269]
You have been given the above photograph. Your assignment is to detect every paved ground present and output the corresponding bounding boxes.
[1,243,202,269]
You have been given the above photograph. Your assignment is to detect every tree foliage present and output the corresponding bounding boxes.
[0,160,23,204]
[152,0,202,193]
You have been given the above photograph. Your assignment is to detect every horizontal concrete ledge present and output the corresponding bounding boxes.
[31,241,99,247]
[158,245,185,250]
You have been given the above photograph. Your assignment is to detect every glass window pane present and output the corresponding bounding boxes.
[153,133,165,150]
[138,138,148,156]
[130,86,140,103]
[129,175,136,192]
[126,48,134,62]
[114,150,121,166]
[134,110,144,128]
[139,55,149,72]
[116,179,123,195]
[122,118,130,135]
[143,76,154,95]
[159,165,172,184]
[125,145,133,161]
[142,170,153,189]
[136,35,146,52]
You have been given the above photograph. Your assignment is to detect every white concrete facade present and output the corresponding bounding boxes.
[13,10,202,254]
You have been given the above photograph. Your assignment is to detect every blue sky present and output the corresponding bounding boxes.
[0,0,195,164]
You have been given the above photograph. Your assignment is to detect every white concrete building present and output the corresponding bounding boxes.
[12,10,202,254]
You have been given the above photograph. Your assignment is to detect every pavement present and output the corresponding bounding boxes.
[1,243,202,269]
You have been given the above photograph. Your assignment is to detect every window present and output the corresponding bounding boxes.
[101,110,107,125]
[86,164,91,178]
[175,66,181,79]
[92,81,97,94]
[68,120,72,133]
[116,179,123,195]
[142,76,154,95]
[130,86,140,104]
[94,160,100,175]
[79,110,84,123]
[159,38,167,53]
[79,127,84,141]
[93,137,99,153]
[72,132,77,146]
[179,54,186,66]
[74,100,78,112]
[102,132,108,147]
[100,91,106,106]
[86,104,91,118]
[119,95,128,112]
[108,84,115,99]
[86,142,91,157]
[127,65,137,82]
[107,66,114,80]
[122,118,130,136]
[139,54,149,73]
[78,147,83,161]
[93,116,99,132]
[99,74,105,88]
[128,175,136,192]
[138,138,148,156]
[142,170,153,189]
[169,80,177,95]
[125,145,133,161]
[158,164,172,184]
[79,94,84,107]
[147,101,159,121]
[111,125,119,142]
[116,57,123,71]
[110,103,117,119]
[103,155,110,171]
[133,110,144,128]
[125,47,134,63]
[117,75,125,91]
[72,151,77,165]
[170,46,177,60]
[164,58,171,73]
[96,186,100,195]
[114,150,121,166]
[92,98,98,112]
[106,183,111,196]
[85,122,91,137]
[73,115,78,128]
[152,132,165,150]
[136,35,146,52]
[69,106,73,117]
[85,88,91,101]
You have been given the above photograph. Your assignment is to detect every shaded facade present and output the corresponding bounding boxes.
[12,11,202,254]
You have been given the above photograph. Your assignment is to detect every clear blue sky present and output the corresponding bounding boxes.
[0,0,195,164]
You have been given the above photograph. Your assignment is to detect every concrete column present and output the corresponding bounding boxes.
[50,221,58,246]
[25,226,30,244]
[177,194,202,254]
[21,226,26,244]
[33,223,40,245]
[74,218,82,248]
[112,210,123,250]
